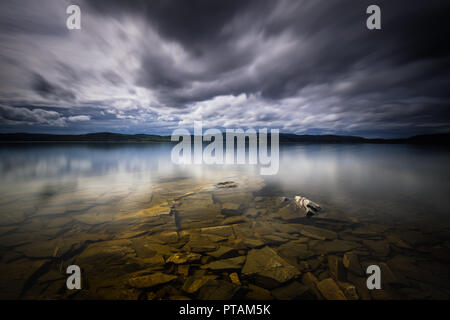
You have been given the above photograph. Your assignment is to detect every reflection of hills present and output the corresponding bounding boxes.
[1,132,449,145]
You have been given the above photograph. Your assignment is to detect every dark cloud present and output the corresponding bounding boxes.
[31,73,76,101]
[85,0,450,107]
[87,0,266,51]
[0,104,65,126]
[0,0,449,137]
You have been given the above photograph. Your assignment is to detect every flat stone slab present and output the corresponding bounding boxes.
[317,278,347,300]
[132,241,177,258]
[197,279,242,300]
[337,281,359,300]
[242,246,301,288]
[302,272,323,300]
[166,252,202,264]
[276,204,303,221]
[201,256,246,271]
[299,225,337,240]
[183,236,220,253]
[244,208,264,218]
[206,246,237,259]
[200,225,234,237]
[343,252,364,276]
[346,273,372,300]
[245,284,273,300]
[128,272,177,289]
[277,240,315,260]
[182,275,217,294]
[221,216,249,225]
[309,240,360,254]
[76,240,134,266]
[221,202,242,216]
[175,193,222,229]
[271,281,310,300]
[0,259,48,299]
[242,238,266,248]
[16,239,74,259]
[328,255,346,281]
[363,240,390,257]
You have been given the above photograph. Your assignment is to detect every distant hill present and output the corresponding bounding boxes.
[278,133,366,143]
[0,132,171,143]
[404,133,450,145]
[0,132,449,145]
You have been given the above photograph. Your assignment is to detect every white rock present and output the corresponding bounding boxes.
[294,196,321,215]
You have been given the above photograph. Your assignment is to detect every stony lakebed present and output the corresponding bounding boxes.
[0,172,449,300]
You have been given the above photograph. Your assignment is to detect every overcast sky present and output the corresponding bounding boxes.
[0,0,449,137]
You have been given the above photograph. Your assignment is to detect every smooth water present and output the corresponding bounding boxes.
[1,143,449,224]
[0,143,449,299]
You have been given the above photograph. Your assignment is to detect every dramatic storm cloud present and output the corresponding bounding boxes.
[0,0,449,137]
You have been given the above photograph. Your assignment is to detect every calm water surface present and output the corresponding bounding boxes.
[1,143,449,224]
[0,143,449,299]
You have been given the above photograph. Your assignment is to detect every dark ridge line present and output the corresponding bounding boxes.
[0,132,449,145]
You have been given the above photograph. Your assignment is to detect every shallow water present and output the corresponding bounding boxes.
[0,143,449,299]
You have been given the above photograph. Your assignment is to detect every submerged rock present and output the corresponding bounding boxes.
[346,273,372,300]
[276,197,291,206]
[182,275,217,294]
[131,239,177,258]
[93,286,140,300]
[277,240,315,260]
[197,279,243,300]
[328,255,346,281]
[309,239,360,254]
[146,254,166,266]
[276,204,303,221]
[166,252,201,264]
[272,281,311,300]
[201,225,234,237]
[363,240,390,257]
[300,225,337,241]
[76,240,134,267]
[221,202,242,216]
[128,272,177,289]
[229,272,242,286]
[15,239,74,259]
[0,211,26,225]
[169,295,191,300]
[215,181,238,189]
[343,252,364,276]
[177,265,189,277]
[0,259,48,299]
[242,238,266,249]
[206,246,237,259]
[379,262,401,285]
[317,278,347,300]
[175,193,222,229]
[221,216,249,225]
[262,234,290,245]
[244,208,265,218]
[201,256,246,271]
[242,246,301,288]
[245,284,273,300]
[183,237,218,253]
[301,272,323,300]
[337,281,359,300]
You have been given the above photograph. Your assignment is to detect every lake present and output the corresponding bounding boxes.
[0,143,449,299]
